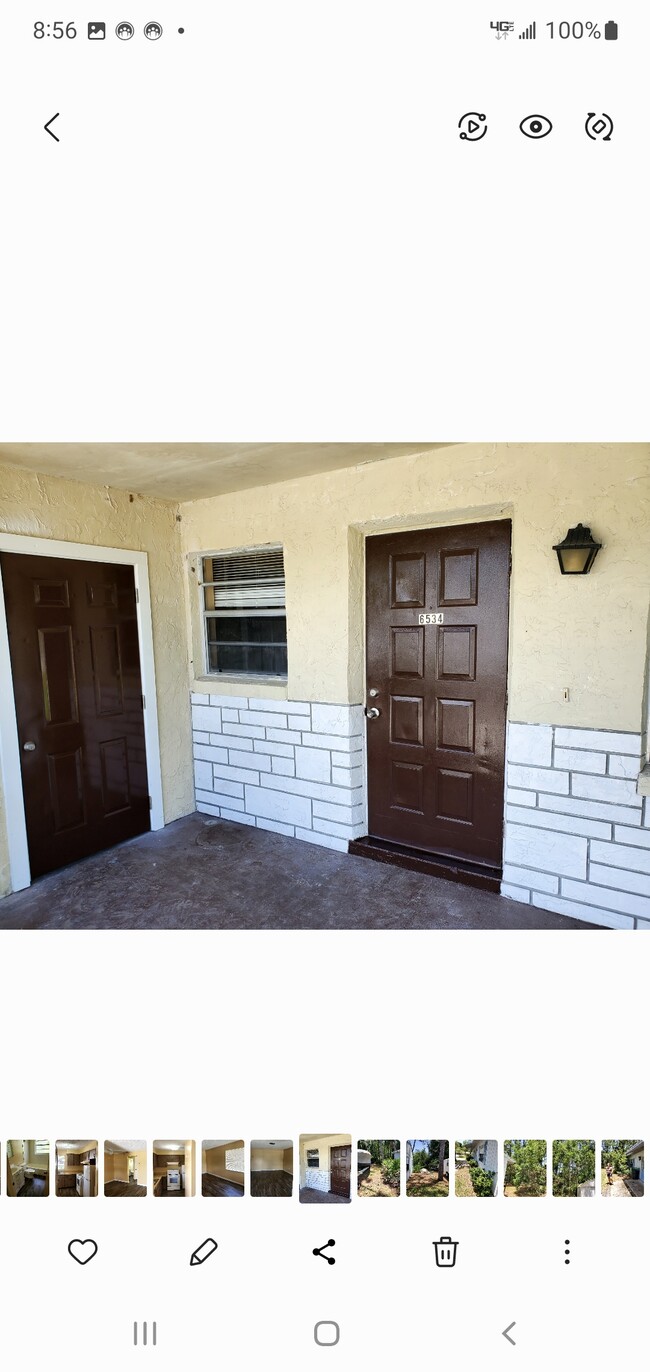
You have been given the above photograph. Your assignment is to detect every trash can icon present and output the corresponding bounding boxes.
[433,1236,458,1268]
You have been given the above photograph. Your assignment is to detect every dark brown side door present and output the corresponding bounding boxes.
[365,520,511,871]
[330,1146,351,1197]
[1,552,150,879]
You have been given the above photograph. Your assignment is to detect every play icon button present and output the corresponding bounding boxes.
[459,112,488,141]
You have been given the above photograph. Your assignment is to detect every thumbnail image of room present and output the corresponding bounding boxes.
[455,1140,499,1196]
[201,1140,245,1197]
[104,1140,147,1196]
[55,1140,98,1197]
[504,1140,548,1197]
[6,1139,50,1196]
[153,1140,195,1197]
[299,1135,352,1203]
[357,1140,400,1197]
[250,1140,293,1197]
[406,1140,449,1196]
[601,1140,644,1196]
[552,1140,596,1197]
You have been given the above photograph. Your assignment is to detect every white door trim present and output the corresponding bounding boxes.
[0,533,165,894]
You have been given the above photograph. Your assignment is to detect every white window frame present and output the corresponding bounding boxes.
[0,534,165,895]
[198,544,287,681]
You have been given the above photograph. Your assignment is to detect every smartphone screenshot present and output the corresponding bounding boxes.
[0,2,648,1367]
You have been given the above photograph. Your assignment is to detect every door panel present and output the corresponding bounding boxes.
[330,1146,351,1197]
[1,551,150,879]
[365,520,511,869]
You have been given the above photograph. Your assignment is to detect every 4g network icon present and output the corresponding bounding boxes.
[491,19,514,39]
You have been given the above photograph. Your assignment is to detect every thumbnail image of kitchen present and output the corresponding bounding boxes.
[250,1140,293,1197]
[202,1140,245,1196]
[104,1140,147,1196]
[6,1139,50,1196]
[299,1135,352,1203]
[153,1140,196,1197]
[55,1140,98,1196]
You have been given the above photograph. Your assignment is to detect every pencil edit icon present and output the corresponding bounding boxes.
[190,1237,218,1266]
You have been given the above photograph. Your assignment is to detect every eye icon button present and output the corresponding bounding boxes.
[520,114,553,139]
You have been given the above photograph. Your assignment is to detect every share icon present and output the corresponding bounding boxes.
[313,1239,336,1265]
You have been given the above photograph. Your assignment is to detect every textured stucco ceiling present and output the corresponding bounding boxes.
[0,442,449,503]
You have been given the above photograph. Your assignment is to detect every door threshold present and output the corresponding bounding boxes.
[348,835,502,893]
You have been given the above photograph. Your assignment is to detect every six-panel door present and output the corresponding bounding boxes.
[1,552,151,879]
[365,521,511,870]
[330,1146,351,1197]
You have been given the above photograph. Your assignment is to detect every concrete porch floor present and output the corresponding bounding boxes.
[0,814,600,930]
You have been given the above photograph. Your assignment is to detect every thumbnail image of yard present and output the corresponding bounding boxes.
[455,1140,498,1196]
[552,1140,596,1197]
[357,1140,400,1197]
[504,1140,547,1197]
[406,1140,449,1196]
[601,1140,644,1197]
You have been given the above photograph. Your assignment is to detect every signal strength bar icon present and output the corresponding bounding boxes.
[519,21,537,38]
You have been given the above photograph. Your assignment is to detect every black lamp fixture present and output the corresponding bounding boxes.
[552,522,602,575]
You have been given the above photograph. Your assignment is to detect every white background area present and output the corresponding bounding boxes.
[0,1,648,1367]
[0,1,647,437]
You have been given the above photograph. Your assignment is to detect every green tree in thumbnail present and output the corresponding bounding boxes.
[601,1141,638,1178]
[505,1139,547,1196]
[552,1140,595,1196]
[358,1140,400,1166]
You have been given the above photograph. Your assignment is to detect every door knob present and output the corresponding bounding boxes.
[365,706,381,719]
[368,688,380,698]
[22,741,36,752]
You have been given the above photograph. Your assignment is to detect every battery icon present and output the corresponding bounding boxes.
[604,20,618,40]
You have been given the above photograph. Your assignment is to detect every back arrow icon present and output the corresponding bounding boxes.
[44,113,60,141]
[502,1321,516,1345]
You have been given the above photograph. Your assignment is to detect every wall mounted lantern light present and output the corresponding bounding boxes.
[552,523,602,575]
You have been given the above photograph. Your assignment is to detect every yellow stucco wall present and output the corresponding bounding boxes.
[0,463,195,897]
[181,443,650,734]
[1,445,648,901]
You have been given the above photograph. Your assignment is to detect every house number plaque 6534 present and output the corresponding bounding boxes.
[418,612,444,625]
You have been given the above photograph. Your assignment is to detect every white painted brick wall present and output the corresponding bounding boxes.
[192,702,649,928]
[502,722,648,930]
[190,692,366,852]
[507,723,553,767]
[303,1168,331,1193]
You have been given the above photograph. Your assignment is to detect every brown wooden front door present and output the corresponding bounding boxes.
[365,520,511,871]
[330,1146,351,1197]
[1,551,151,879]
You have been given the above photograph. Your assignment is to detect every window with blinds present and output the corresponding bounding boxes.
[201,547,287,677]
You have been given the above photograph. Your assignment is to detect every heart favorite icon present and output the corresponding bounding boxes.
[68,1239,98,1265]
